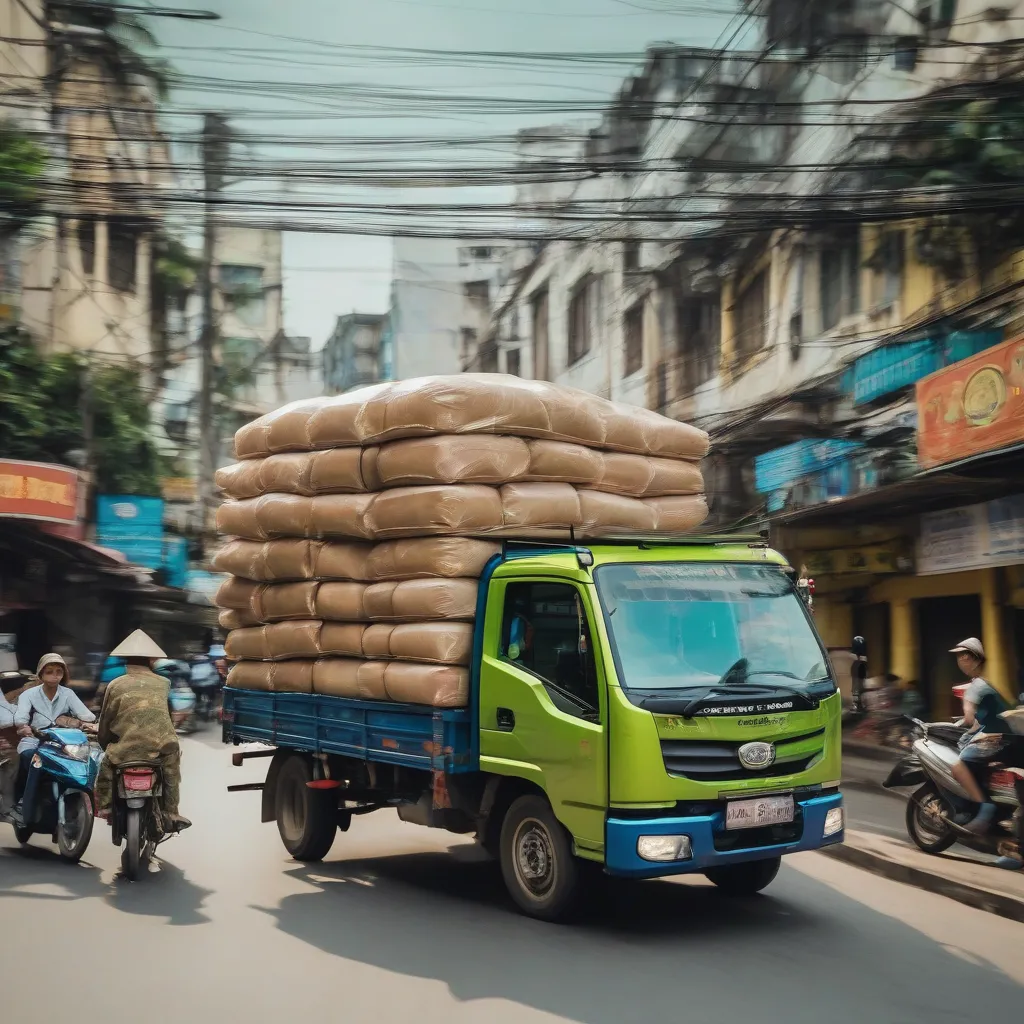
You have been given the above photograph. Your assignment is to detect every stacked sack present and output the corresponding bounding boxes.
[214,374,710,709]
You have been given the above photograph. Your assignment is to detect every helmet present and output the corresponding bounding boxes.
[208,644,226,659]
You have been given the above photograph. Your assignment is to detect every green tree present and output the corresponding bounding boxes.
[0,328,164,495]
[0,121,48,225]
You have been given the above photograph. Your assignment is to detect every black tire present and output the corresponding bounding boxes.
[499,795,582,922]
[57,792,94,863]
[705,856,781,895]
[275,756,337,862]
[906,783,957,854]
[122,807,142,880]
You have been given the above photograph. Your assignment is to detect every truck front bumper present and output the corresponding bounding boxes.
[605,791,844,879]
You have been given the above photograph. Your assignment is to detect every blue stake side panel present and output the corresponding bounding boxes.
[223,689,475,774]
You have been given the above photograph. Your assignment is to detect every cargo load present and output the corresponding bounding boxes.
[217,374,709,710]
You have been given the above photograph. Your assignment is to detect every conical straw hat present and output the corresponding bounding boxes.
[109,629,167,659]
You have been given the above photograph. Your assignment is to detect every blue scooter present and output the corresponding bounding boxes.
[14,726,101,862]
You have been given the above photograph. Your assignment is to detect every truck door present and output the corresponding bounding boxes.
[478,578,607,855]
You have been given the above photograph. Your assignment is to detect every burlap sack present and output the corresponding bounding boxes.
[315,581,367,621]
[360,624,395,659]
[387,622,474,666]
[320,622,368,658]
[215,461,264,500]
[225,621,325,661]
[646,494,710,533]
[524,440,603,487]
[257,581,320,622]
[216,576,259,611]
[576,490,656,535]
[375,435,531,487]
[227,660,313,694]
[219,608,259,630]
[308,448,380,493]
[311,658,362,699]
[365,537,499,581]
[363,578,478,622]
[382,662,469,708]
[499,482,580,533]
[355,660,388,700]
[235,375,710,460]
[365,485,504,539]
[214,539,318,581]
[598,453,704,498]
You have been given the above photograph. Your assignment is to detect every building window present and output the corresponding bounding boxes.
[623,240,640,272]
[506,348,521,377]
[568,275,600,367]
[624,303,644,377]
[77,220,95,278]
[500,581,599,721]
[464,280,490,307]
[107,221,138,293]
[678,295,721,395]
[220,264,266,328]
[820,227,861,332]
[734,267,768,361]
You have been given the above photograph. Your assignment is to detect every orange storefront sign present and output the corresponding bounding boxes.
[0,460,80,525]
[917,336,1024,469]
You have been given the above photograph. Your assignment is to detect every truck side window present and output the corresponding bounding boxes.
[500,582,599,721]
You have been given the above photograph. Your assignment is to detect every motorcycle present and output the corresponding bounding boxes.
[156,660,197,734]
[11,725,101,863]
[110,760,176,880]
[884,718,1022,862]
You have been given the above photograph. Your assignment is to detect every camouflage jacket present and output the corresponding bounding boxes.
[98,666,179,764]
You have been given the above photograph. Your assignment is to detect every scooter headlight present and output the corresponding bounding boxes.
[62,743,91,762]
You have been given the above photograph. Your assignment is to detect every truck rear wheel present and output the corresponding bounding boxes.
[275,756,337,862]
[499,795,582,922]
[704,856,781,895]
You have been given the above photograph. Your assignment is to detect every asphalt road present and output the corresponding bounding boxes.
[2,732,1022,1024]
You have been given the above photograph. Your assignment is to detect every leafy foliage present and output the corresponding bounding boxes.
[0,328,164,495]
[0,122,48,224]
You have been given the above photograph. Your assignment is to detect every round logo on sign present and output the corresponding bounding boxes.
[963,367,1006,427]
[112,503,138,519]
[738,741,776,770]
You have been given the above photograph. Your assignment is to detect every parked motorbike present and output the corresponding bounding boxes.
[884,718,1022,862]
[110,760,175,880]
[12,725,101,862]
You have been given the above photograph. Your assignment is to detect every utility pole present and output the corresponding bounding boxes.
[197,112,229,539]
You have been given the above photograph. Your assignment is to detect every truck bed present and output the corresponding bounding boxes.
[222,689,475,774]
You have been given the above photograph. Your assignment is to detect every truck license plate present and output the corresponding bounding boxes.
[725,794,794,830]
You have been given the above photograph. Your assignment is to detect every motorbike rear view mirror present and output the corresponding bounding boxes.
[852,636,867,659]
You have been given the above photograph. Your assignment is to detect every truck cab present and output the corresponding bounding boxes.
[224,536,845,921]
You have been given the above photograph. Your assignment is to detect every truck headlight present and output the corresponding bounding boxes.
[637,835,692,862]
[823,807,844,838]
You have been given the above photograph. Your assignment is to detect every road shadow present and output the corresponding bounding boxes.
[0,840,107,902]
[253,845,1023,1023]
[105,852,214,926]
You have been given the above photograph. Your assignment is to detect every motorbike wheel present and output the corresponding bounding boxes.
[906,783,957,854]
[57,792,94,863]
[122,807,143,880]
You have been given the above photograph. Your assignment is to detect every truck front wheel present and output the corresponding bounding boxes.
[499,795,582,922]
[704,856,781,895]
[275,756,337,862]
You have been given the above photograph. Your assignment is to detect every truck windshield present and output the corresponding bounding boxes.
[594,562,830,693]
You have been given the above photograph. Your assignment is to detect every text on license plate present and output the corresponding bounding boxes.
[725,794,794,830]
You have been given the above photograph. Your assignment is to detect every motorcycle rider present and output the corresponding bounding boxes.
[948,638,1012,833]
[94,630,191,832]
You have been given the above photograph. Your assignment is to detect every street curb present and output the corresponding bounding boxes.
[820,842,1024,924]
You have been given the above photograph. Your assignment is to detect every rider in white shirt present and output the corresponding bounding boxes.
[14,653,95,755]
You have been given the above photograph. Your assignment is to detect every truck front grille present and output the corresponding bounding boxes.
[659,728,825,782]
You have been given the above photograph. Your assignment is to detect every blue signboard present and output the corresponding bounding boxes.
[851,330,1002,406]
[96,496,165,571]
[163,535,189,590]
[754,439,862,494]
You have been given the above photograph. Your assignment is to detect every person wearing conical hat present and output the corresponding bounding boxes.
[94,630,191,833]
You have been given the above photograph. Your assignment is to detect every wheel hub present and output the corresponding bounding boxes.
[515,819,554,896]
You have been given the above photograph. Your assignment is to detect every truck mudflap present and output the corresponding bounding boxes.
[604,791,843,879]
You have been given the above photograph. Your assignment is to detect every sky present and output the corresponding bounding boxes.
[148,0,738,345]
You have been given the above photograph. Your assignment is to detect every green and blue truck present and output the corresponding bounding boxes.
[223,536,845,920]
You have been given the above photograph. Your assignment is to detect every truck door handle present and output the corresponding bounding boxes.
[496,708,515,732]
